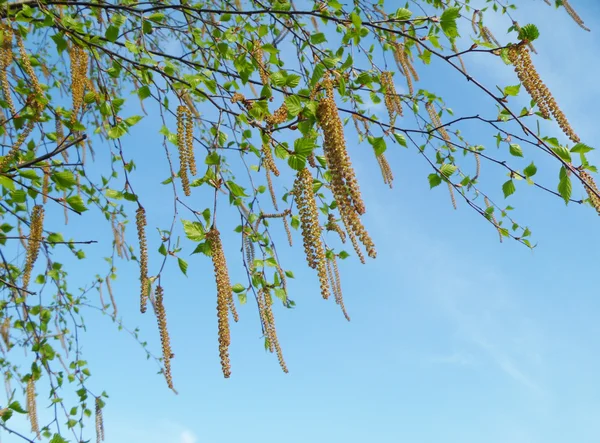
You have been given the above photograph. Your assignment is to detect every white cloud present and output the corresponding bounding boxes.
[180,430,198,443]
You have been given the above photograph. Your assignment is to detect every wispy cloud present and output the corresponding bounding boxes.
[180,429,198,443]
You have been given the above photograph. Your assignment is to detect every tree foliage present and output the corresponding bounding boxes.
[0,0,596,440]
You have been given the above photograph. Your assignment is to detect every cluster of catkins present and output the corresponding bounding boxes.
[507,44,579,143]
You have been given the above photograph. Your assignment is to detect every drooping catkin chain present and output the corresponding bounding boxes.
[507,44,580,143]
[579,169,600,215]
[69,44,88,125]
[0,120,35,171]
[392,42,416,95]
[561,0,590,31]
[265,102,288,126]
[26,378,40,439]
[259,288,288,373]
[266,168,278,211]
[42,164,50,203]
[479,25,501,47]
[15,32,43,107]
[154,285,174,389]
[327,255,350,321]
[381,71,403,126]
[251,40,269,85]
[95,397,105,443]
[184,108,197,176]
[315,84,376,262]
[292,169,329,299]
[206,227,234,378]
[325,213,346,243]
[176,105,191,196]
[23,205,44,291]
[136,207,149,313]
[425,102,452,145]
[375,151,394,188]
[261,140,280,177]
[317,81,365,215]
[0,24,16,117]
[283,213,293,246]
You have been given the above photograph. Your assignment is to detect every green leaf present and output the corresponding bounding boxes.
[440,7,460,39]
[105,25,120,43]
[440,164,457,178]
[181,219,205,241]
[393,132,407,147]
[178,258,188,276]
[368,136,386,156]
[284,95,302,116]
[138,86,151,100]
[509,143,523,157]
[428,173,442,188]
[124,115,143,126]
[66,195,88,212]
[294,137,315,156]
[310,33,327,45]
[0,175,15,190]
[503,84,521,96]
[232,283,245,293]
[394,8,412,20]
[50,434,69,443]
[502,179,516,198]
[523,162,537,178]
[517,24,540,42]
[571,143,593,153]
[558,166,572,204]
[8,401,27,414]
[288,155,307,171]
[552,145,572,162]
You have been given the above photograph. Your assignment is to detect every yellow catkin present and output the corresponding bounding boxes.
[42,164,50,203]
[251,40,270,85]
[392,42,416,95]
[265,102,288,126]
[69,44,88,125]
[261,141,280,176]
[206,227,234,378]
[266,168,278,211]
[316,82,376,262]
[15,32,43,108]
[561,0,590,31]
[317,82,365,215]
[447,182,457,210]
[105,276,117,317]
[480,26,500,47]
[95,397,105,443]
[484,196,503,242]
[283,213,293,246]
[375,152,394,188]
[327,255,350,321]
[471,10,481,34]
[1,317,10,348]
[242,227,255,265]
[325,213,346,243]
[292,168,330,299]
[507,44,580,143]
[381,71,403,126]
[155,285,174,390]
[23,205,44,290]
[474,151,481,180]
[185,108,197,176]
[579,169,600,215]
[0,24,16,116]
[451,40,468,73]
[176,105,191,196]
[425,102,452,145]
[136,207,149,313]
[0,120,35,171]
[261,288,288,373]
[26,378,40,438]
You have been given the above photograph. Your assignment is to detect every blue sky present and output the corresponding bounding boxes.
[4,1,600,442]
